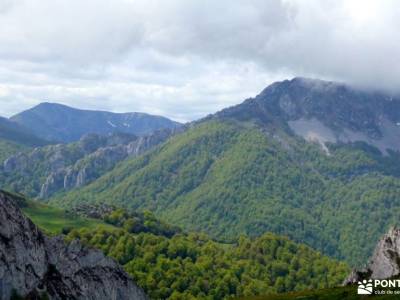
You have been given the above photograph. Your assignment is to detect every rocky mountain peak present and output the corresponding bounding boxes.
[0,190,147,300]
[214,77,400,154]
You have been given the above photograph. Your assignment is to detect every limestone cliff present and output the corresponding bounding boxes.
[0,190,147,300]
[344,227,400,284]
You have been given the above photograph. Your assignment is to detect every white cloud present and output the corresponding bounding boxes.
[0,0,399,121]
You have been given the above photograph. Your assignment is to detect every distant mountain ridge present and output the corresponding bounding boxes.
[11,102,182,143]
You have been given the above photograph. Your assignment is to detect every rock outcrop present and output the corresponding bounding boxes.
[38,127,180,198]
[0,190,147,300]
[1,128,183,199]
[343,227,400,284]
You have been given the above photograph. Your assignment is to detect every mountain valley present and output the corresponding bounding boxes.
[2,78,400,299]
[47,78,400,266]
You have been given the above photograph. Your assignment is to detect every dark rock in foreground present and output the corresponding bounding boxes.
[0,190,147,300]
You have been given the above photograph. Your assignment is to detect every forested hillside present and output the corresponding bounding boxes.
[52,118,400,266]
[49,79,400,267]
[5,191,347,300]
[65,212,348,299]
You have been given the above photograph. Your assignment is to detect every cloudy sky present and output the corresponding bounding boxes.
[0,0,399,122]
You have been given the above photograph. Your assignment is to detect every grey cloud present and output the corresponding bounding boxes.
[0,0,399,121]
[0,0,144,64]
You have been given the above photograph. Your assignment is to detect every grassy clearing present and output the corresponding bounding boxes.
[22,200,114,235]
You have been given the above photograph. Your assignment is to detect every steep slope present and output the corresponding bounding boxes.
[1,191,348,299]
[0,190,147,300]
[11,102,181,142]
[0,128,178,198]
[0,139,25,163]
[213,77,400,154]
[52,78,400,266]
[344,227,400,283]
[0,116,48,147]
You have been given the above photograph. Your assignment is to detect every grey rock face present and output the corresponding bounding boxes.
[213,77,400,154]
[343,227,400,285]
[39,127,181,198]
[0,190,147,300]
[2,129,181,199]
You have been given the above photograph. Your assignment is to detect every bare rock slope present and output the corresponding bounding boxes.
[1,128,181,199]
[0,190,147,300]
[344,227,400,284]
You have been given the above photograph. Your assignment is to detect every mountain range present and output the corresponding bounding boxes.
[1,77,400,298]
[45,77,400,267]
[0,102,183,199]
[10,102,181,143]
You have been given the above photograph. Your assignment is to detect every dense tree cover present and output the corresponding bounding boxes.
[21,190,349,300]
[52,120,400,266]
[102,207,181,237]
[67,226,348,300]
[66,204,181,237]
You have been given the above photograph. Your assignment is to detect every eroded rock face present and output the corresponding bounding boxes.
[0,190,147,300]
[1,129,183,199]
[343,227,400,285]
[213,77,400,154]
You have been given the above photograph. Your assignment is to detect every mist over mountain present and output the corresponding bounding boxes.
[11,102,182,143]
[213,77,400,153]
